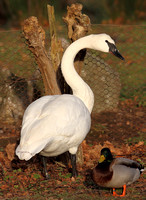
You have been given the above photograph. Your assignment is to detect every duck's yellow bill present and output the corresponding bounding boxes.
[99,155,105,163]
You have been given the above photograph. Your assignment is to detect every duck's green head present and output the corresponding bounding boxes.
[99,148,113,163]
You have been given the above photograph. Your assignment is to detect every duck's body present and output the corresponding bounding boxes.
[92,157,141,188]
[16,34,124,178]
[92,148,144,196]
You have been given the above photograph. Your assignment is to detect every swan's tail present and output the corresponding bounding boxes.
[16,145,33,161]
[16,138,53,161]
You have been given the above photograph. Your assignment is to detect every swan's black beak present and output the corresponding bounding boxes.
[106,40,125,60]
[111,48,125,60]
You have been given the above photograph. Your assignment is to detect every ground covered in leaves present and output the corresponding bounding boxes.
[0,102,145,200]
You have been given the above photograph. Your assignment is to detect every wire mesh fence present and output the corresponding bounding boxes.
[0,25,145,127]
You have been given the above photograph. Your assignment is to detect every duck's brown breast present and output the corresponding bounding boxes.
[92,164,113,187]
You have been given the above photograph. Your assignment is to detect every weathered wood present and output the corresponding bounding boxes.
[63,3,91,42]
[23,16,61,95]
[63,3,91,74]
[47,5,63,72]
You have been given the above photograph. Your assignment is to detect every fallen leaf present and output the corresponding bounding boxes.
[135,141,144,147]
[5,143,16,161]
[0,152,11,169]
[71,177,76,182]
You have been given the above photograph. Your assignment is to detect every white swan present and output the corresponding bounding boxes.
[16,34,124,177]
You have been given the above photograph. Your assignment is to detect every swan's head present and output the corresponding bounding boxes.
[91,34,124,60]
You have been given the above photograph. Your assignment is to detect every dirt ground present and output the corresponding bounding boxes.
[0,102,145,199]
[88,102,146,146]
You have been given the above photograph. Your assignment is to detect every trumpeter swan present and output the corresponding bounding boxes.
[16,34,124,178]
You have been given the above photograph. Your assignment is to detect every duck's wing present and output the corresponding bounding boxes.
[111,157,142,170]
[108,158,143,187]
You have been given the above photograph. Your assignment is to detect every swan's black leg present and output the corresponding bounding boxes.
[71,154,78,177]
[42,156,49,179]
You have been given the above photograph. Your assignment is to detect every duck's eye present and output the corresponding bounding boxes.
[105,40,108,43]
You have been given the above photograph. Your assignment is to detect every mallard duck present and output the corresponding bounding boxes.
[92,148,144,196]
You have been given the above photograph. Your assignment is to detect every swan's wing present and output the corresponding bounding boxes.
[17,95,91,160]
[112,157,142,169]
[21,95,90,139]
[22,95,59,130]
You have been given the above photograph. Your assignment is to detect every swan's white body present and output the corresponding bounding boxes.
[16,34,117,161]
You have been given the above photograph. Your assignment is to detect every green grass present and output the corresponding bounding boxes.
[0,31,37,78]
[125,131,146,146]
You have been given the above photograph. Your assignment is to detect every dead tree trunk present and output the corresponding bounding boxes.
[63,3,91,74]
[47,5,63,72]
[23,16,61,95]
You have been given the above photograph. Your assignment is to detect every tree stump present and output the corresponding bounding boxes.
[63,3,91,74]
[23,16,61,95]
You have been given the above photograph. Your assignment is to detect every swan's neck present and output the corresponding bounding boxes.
[61,35,95,113]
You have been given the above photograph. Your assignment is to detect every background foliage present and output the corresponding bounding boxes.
[0,0,146,29]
